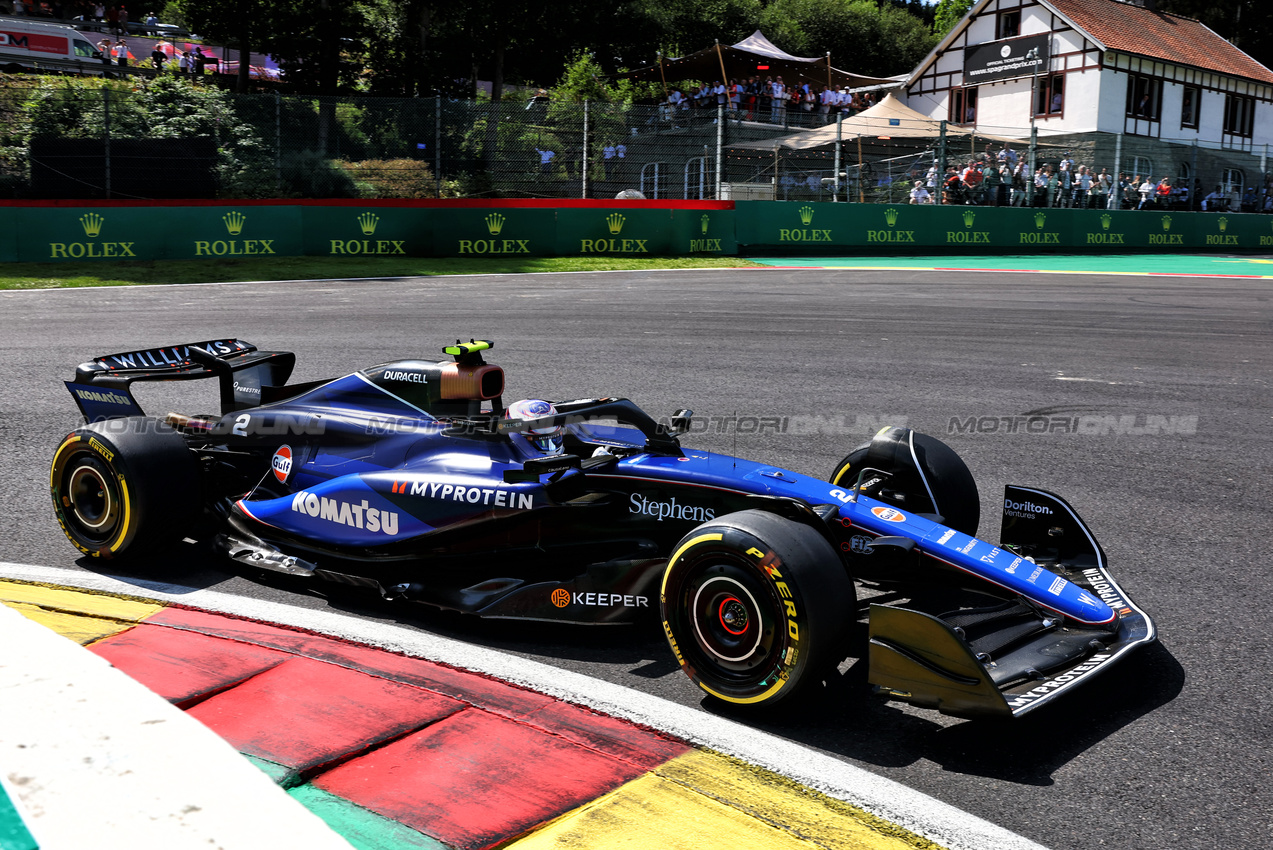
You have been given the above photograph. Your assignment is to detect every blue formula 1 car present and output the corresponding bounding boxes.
[50,338,1156,718]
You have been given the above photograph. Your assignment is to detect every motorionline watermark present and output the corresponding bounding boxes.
[63,413,329,438]
[948,413,1198,436]
[656,413,909,437]
[432,412,908,439]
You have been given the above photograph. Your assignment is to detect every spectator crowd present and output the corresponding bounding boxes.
[907,142,1273,212]
[661,78,880,126]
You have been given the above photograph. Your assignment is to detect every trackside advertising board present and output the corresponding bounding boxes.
[9,205,304,262]
[2,201,733,262]
[4,200,1272,262]
[732,201,1273,252]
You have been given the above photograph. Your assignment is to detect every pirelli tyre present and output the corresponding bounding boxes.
[828,430,980,537]
[660,510,854,708]
[50,417,200,559]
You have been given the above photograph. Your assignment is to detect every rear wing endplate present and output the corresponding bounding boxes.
[66,339,296,421]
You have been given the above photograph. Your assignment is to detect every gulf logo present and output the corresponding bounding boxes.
[871,506,906,522]
[272,445,293,483]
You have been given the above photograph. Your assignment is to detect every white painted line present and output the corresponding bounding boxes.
[0,596,353,850]
[0,562,1048,850]
[0,266,749,294]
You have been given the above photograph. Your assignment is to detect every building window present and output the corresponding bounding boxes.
[951,87,977,125]
[1130,156,1154,181]
[1223,94,1254,137]
[1181,86,1199,129]
[1126,75,1159,120]
[998,10,1021,39]
[1221,168,1243,194]
[1177,162,1194,197]
[1035,76,1064,116]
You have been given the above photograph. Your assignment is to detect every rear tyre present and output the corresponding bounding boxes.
[661,510,854,708]
[50,417,200,559]
[829,429,980,536]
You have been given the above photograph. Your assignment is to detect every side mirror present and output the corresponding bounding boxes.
[667,408,693,436]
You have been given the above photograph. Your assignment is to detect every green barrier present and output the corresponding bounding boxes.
[171,206,305,260]
[734,200,1273,252]
[555,208,675,256]
[17,207,173,262]
[14,205,305,262]
[0,206,14,263]
[301,206,432,257]
[671,208,737,255]
[432,208,556,257]
[6,201,1270,264]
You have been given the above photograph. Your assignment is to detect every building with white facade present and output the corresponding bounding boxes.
[901,0,1273,200]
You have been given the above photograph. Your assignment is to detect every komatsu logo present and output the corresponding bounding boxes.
[1005,498,1053,518]
[74,388,132,405]
[291,492,399,535]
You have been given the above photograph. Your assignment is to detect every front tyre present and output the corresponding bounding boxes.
[661,510,854,708]
[50,417,200,559]
[829,429,980,537]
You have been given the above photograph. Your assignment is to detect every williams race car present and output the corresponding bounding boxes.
[51,338,1156,718]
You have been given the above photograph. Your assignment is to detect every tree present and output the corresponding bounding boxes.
[757,0,938,78]
[17,77,274,196]
[932,0,974,38]
[173,0,263,92]
[1155,0,1273,71]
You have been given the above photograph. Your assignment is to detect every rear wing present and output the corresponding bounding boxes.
[65,339,296,422]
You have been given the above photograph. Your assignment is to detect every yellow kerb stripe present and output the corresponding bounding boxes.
[0,581,166,645]
[506,749,941,850]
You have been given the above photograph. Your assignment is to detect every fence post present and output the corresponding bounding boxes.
[1027,125,1037,207]
[102,87,111,199]
[833,111,842,202]
[582,99,589,199]
[274,91,282,194]
[1111,131,1122,209]
[715,104,723,200]
[435,94,442,198]
[937,120,947,205]
[1190,139,1199,211]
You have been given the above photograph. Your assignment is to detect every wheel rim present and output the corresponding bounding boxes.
[692,576,764,662]
[61,456,120,542]
[682,560,780,680]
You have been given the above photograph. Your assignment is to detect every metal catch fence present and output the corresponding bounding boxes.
[1,83,1269,211]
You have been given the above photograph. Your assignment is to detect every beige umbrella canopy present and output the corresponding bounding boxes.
[731,93,1026,150]
[619,30,896,91]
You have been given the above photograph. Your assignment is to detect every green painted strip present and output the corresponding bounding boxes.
[0,780,38,850]
[749,253,1273,277]
[288,785,446,850]
[243,753,303,789]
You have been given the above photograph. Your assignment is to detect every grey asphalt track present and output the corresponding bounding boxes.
[2,267,1270,849]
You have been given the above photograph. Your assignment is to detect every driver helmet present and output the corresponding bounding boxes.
[506,399,564,455]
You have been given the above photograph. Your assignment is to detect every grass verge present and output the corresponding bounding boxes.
[0,256,762,290]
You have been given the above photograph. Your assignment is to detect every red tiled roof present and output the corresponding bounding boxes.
[1047,0,1273,85]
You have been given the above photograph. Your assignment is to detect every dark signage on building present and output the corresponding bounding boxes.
[964,34,1049,84]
